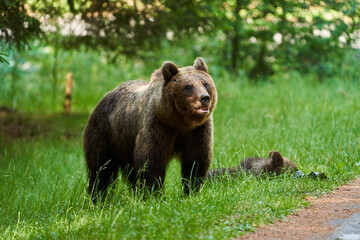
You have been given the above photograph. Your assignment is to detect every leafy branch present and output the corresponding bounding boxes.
[0,52,9,64]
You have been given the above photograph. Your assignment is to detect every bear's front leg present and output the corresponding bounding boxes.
[133,123,176,192]
[177,120,213,194]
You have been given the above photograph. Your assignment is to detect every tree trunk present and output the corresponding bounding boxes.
[231,0,242,73]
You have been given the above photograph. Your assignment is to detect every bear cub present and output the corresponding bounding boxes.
[84,57,217,201]
[207,151,298,179]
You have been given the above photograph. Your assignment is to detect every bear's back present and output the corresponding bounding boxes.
[107,80,156,147]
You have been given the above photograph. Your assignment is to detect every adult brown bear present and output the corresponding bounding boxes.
[84,57,217,200]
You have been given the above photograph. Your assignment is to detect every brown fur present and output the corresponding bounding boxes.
[207,151,298,179]
[83,57,217,201]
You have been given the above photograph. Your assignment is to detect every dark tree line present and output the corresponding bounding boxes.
[1,0,359,78]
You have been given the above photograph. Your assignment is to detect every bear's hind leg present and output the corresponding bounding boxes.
[85,136,120,202]
[87,157,120,202]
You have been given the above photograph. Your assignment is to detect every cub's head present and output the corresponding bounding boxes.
[268,151,298,175]
[161,57,217,129]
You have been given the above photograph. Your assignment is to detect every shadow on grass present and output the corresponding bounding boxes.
[0,107,89,145]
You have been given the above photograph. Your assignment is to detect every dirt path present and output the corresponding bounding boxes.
[236,178,360,240]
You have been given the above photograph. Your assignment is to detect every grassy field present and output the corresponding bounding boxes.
[0,48,360,239]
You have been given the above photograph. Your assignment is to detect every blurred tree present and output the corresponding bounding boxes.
[0,0,43,48]
[1,0,359,77]
[210,0,360,79]
[0,0,43,65]
[44,0,213,60]
[1,1,211,56]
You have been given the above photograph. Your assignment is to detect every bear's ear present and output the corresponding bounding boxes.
[193,57,208,73]
[269,151,284,168]
[162,61,179,83]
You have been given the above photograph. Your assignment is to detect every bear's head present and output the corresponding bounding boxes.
[267,151,298,175]
[160,57,217,130]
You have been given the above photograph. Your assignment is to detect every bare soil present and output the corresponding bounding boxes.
[0,107,45,143]
[236,178,360,240]
[0,107,86,144]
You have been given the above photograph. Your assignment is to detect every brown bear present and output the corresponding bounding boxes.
[83,57,217,201]
[207,151,298,179]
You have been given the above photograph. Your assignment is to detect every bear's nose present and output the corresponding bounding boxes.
[200,95,210,105]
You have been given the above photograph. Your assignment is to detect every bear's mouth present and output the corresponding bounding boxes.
[196,106,209,114]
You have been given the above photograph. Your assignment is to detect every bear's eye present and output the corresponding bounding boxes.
[184,85,193,90]
[203,82,209,88]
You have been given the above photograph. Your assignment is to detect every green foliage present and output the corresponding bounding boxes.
[1,45,359,112]
[207,0,360,78]
[0,0,43,48]
[6,0,212,58]
[0,44,150,112]
[66,0,212,56]
[2,0,359,78]
[0,52,8,64]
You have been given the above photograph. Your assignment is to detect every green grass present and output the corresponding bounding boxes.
[0,47,360,239]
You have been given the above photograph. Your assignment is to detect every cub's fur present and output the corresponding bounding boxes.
[207,151,297,179]
[84,57,217,200]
